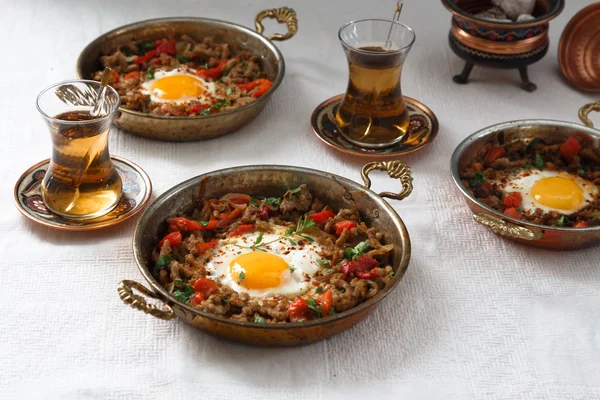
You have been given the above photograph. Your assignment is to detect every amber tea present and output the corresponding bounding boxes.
[336,20,415,148]
[37,80,122,220]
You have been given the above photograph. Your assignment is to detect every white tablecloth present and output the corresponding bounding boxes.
[2,0,600,398]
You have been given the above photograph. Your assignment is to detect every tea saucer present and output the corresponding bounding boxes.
[14,156,152,231]
[310,95,439,158]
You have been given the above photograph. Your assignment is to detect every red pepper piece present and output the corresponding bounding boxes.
[228,224,254,237]
[192,278,218,297]
[155,39,176,56]
[189,104,211,115]
[318,290,333,316]
[341,256,379,277]
[485,146,506,165]
[216,208,243,228]
[237,79,273,98]
[334,220,356,236]
[157,231,182,248]
[169,217,203,232]
[355,269,381,279]
[190,292,205,305]
[288,297,310,322]
[123,71,140,81]
[195,239,218,253]
[503,192,523,208]
[259,206,269,221]
[560,137,582,161]
[134,49,157,64]
[504,207,522,220]
[308,210,335,224]
[574,221,587,228]
[197,60,227,80]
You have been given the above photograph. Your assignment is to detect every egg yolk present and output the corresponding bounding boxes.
[531,176,584,211]
[230,252,289,289]
[150,75,205,100]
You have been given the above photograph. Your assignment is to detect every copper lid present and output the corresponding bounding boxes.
[559,3,600,92]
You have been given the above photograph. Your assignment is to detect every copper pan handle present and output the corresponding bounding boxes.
[473,213,543,240]
[118,280,175,320]
[255,7,298,41]
[361,161,413,201]
[578,101,600,128]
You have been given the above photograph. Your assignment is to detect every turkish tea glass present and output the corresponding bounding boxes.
[336,19,416,148]
[36,80,122,220]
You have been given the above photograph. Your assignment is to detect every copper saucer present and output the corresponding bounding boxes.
[559,2,600,92]
[14,156,152,231]
[310,95,439,158]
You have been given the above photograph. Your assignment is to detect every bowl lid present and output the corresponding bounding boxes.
[559,3,600,92]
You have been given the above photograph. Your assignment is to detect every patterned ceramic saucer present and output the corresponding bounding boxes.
[14,156,152,231]
[310,95,439,158]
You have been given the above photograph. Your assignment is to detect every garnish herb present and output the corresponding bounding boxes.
[329,310,336,316]
[261,197,282,207]
[242,61,248,68]
[249,199,259,207]
[557,215,570,227]
[289,186,302,194]
[226,87,233,96]
[222,69,229,77]
[173,281,194,303]
[146,70,155,81]
[213,98,228,110]
[289,266,296,273]
[306,299,322,317]
[204,63,210,70]
[237,271,246,284]
[199,220,209,227]
[344,241,371,260]
[176,54,189,63]
[535,153,545,170]
[389,271,395,277]
[139,42,155,55]
[579,169,586,175]
[222,297,231,304]
[339,288,346,293]
[255,232,264,245]
[470,172,486,188]
[287,238,297,246]
[523,164,533,170]
[314,287,323,294]
[145,96,152,105]
[325,269,333,274]
[255,316,266,323]
[317,259,329,265]
[593,213,600,221]
[154,254,173,273]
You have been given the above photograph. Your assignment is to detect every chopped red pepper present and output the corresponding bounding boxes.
[155,40,176,56]
[157,231,182,248]
[259,206,269,221]
[238,79,273,98]
[503,192,523,208]
[355,269,381,279]
[222,194,253,204]
[574,221,587,228]
[169,217,203,232]
[504,207,522,220]
[560,137,582,161]
[308,210,335,224]
[318,290,333,316]
[189,104,211,115]
[134,50,157,64]
[190,292,205,305]
[196,60,227,80]
[195,239,218,253]
[123,71,140,81]
[341,256,379,277]
[228,224,254,237]
[288,297,310,322]
[485,146,506,164]
[192,278,218,297]
[334,220,356,236]
[110,70,120,84]
[216,208,243,228]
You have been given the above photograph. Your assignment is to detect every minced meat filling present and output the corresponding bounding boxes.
[92,35,272,117]
[460,134,600,228]
[151,185,396,324]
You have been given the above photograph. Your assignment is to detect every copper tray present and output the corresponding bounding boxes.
[559,2,600,92]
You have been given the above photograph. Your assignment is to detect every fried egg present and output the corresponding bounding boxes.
[493,169,599,214]
[140,68,217,104]
[202,225,324,298]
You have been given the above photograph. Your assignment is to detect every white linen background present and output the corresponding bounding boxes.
[1,0,599,398]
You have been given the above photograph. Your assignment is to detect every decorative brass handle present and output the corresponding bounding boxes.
[117,280,175,320]
[255,7,298,41]
[473,213,543,241]
[361,161,413,201]
[578,101,600,128]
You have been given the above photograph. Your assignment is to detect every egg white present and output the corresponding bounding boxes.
[140,67,217,104]
[202,226,324,298]
[492,169,599,214]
